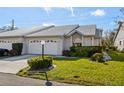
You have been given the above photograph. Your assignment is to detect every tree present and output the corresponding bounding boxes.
[114,8,124,23]
[102,30,116,50]
[0,19,18,31]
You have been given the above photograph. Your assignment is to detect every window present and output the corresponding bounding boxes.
[73,43,82,46]
[47,40,49,43]
[33,40,36,43]
[119,41,122,45]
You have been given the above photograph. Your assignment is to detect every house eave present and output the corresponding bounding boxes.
[113,22,123,42]
[25,35,64,38]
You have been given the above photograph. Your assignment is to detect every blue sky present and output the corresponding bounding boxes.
[0,7,122,31]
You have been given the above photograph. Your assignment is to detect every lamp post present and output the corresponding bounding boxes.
[41,40,45,60]
[40,40,53,86]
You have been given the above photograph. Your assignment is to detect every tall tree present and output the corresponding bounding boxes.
[102,30,116,50]
[0,19,18,31]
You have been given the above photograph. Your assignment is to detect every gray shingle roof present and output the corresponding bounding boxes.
[26,25,79,37]
[0,25,54,37]
[0,24,102,38]
[76,25,96,35]
[65,25,97,36]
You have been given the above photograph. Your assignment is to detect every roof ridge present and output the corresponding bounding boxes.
[64,25,79,36]
[24,25,55,36]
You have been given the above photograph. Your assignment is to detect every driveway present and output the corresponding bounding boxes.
[0,55,37,74]
[0,72,75,86]
[0,55,78,86]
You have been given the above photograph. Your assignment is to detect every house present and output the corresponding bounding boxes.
[114,21,124,51]
[0,24,102,55]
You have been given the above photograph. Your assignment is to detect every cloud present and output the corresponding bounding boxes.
[43,7,52,16]
[91,9,106,16]
[69,7,75,17]
[43,7,75,17]
[64,7,75,17]
[42,23,55,26]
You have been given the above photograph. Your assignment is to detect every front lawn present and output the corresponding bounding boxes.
[17,57,124,85]
[108,50,124,61]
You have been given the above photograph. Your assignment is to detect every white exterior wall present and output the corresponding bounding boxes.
[114,23,124,51]
[64,37,72,50]
[115,40,124,51]
[0,35,101,55]
[83,36,92,46]
[72,33,82,44]
[64,35,101,50]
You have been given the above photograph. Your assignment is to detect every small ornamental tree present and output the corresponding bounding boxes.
[12,43,23,55]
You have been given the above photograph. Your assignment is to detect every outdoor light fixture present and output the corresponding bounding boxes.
[41,40,45,59]
[40,40,45,45]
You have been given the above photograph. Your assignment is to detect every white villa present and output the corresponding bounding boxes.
[0,24,102,55]
[114,21,124,51]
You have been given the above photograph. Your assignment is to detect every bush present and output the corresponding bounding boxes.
[12,43,23,55]
[107,50,124,61]
[28,56,53,70]
[69,46,102,57]
[109,46,117,51]
[62,50,70,56]
[9,49,18,56]
[91,53,103,62]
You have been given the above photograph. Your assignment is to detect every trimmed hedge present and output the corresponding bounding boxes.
[69,46,102,57]
[12,43,23,55]
[28,56,53,70]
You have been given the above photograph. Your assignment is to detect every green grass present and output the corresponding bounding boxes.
[17,57,124,86]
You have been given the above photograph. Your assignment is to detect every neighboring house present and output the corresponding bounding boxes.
[0,24,102,55]
[114,21,124,51]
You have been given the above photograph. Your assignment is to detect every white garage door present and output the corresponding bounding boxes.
[28,40,60,55]
[0,42,12,50]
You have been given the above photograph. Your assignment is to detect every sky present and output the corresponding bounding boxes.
[0,7,123,32]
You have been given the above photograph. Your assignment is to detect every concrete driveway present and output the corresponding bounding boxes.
[0,55,77,86]
[0,55,37,74]
[0,72,75,86]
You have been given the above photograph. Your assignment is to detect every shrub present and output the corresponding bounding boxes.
[69,46,102,57]
[107,50,124,61]
[109,46,117,51]
[90,46,102,57]
[28,56,53,70]
[62,50,70,56]
[91,53,103,62]
[9,49,18,56]
[12,43,23,55]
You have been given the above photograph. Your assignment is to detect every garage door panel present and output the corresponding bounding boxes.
[28,43,41,54]
[0,43,12,50]
[44,42,58,55]
[28,40,60,55]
